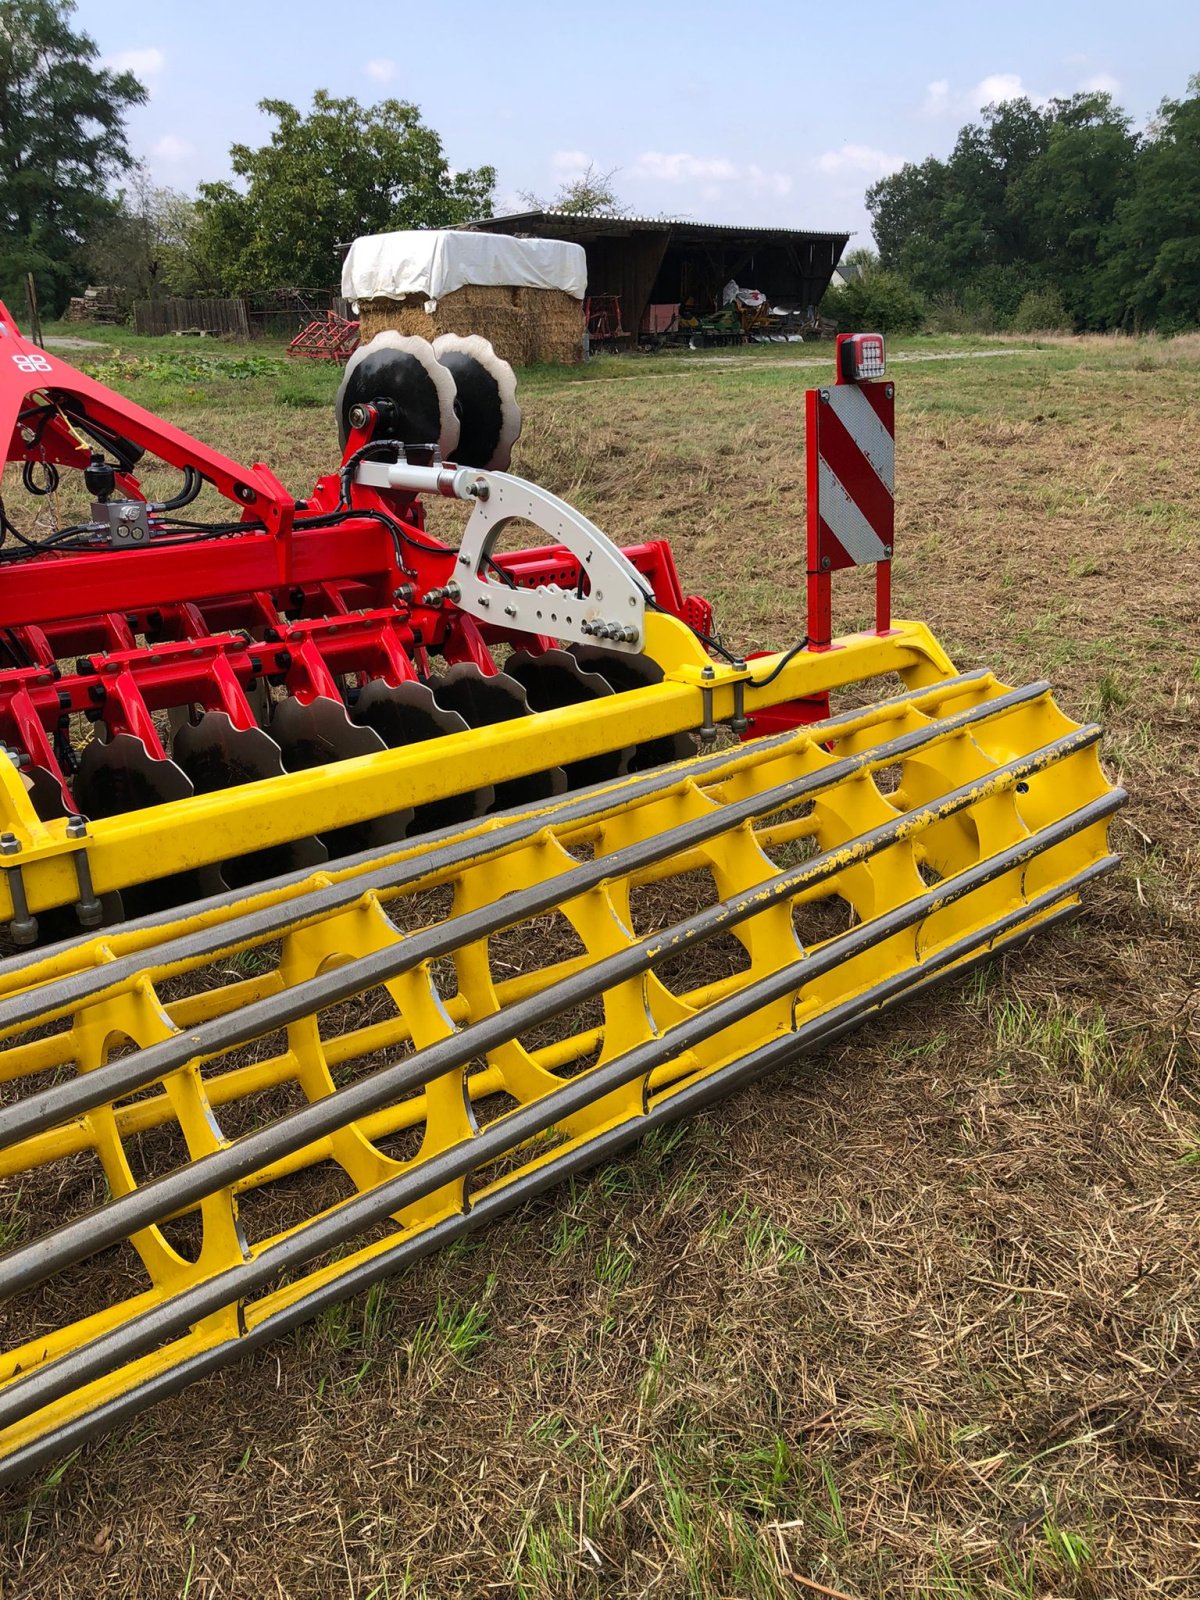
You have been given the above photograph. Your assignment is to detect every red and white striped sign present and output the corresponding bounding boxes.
[806,379,895,575]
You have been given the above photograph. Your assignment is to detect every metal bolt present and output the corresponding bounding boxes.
[701,665,715,680]
[820,556,832,572]
[65,815,87,840]
[885,384,894,399]
[819,389,830,404]
[0,833,20,855]
[882,544,893,558]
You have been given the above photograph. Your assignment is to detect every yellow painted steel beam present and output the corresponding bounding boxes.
[0,615,956,920]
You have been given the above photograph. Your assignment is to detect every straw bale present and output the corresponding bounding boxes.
[357,285,583,366]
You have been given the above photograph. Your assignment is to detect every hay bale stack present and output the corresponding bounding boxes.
[358,286,584,367]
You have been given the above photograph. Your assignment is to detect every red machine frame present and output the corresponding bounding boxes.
[0,304,711,814]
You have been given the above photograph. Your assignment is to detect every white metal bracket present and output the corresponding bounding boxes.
[358,462,651,652]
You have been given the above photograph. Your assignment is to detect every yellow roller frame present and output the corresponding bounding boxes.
[0,612,956,923]
[0,646,1123,1480]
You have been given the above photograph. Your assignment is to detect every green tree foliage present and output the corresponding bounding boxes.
[520,162,626,216]
[86,165,199,301]
[823,265,925,334]
[867,90,1142,329]
[0,0,145,314]
[190,92,496,293]
[1098,77,1200,331]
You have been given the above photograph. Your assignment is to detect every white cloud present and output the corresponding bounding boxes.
[632,151,738,183]
[973,72,1026,109]
[628,150,791,198]
[151,134,193,164]
[920,79,952,117]
[551,149,593,177]
[364,57,396,82]
[744,162,792,197]
[814,144,904,180]
[920,71,1035,118]
[919,66,1119,123]
[104,46,165,80]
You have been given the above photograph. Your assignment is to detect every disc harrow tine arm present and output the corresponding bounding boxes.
[0,792,1124,1440]
[0,740,1121,1307]
[0,852,1117,1489]
[0,685,1076,1147]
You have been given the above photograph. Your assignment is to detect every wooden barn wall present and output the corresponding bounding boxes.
[582,232,671,336]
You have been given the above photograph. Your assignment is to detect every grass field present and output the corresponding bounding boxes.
[0,331,1197,1599]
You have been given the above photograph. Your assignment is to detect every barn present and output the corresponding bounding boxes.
[463,210,851,345]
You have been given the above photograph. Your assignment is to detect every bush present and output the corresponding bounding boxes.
[923,295,995,334]
[822,269,924,334]
[1010,286,1072,333]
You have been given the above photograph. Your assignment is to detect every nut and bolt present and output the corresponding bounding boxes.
[0,833,20,855]
[65,815,88,840]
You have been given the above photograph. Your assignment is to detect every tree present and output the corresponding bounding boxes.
[1007,93,1137,325]
[190,92,496,293]
[86,165,199,301]
[1099,77,1200,331]
[867,90,1143,328]
[0,0,146,314]
[521,162,626,216]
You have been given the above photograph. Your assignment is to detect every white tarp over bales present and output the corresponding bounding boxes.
[342,231,588,307]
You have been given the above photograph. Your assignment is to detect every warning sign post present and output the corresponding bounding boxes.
[805,345,895,649]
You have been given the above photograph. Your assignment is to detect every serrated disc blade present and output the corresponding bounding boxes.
[73,733,202,918]
[174,711,328,890]
[25,766,71,822]
[506,647,633,790]
[430,664,567,813]
[74,732,195,818]
[570,646,697,772]
[351,678,493,834]
[271,695,411,859]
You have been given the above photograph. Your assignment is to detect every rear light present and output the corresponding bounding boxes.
[836,332,886,384]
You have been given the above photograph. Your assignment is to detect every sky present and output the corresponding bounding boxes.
[77,0,1200,246]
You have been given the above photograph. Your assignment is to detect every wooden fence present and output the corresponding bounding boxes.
[132,298,251,339]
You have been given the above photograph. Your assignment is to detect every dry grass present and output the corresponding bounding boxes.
[1,337,1197,1598]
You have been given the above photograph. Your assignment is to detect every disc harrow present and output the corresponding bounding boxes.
[0,316,1124,1480]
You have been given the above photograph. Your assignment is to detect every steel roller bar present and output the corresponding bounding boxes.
[0,869,1112,1489]
[0,723,1104,1295]
[0,807,1121,1446]
[0,708,1096,1164]
[0,675,1075,1152]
